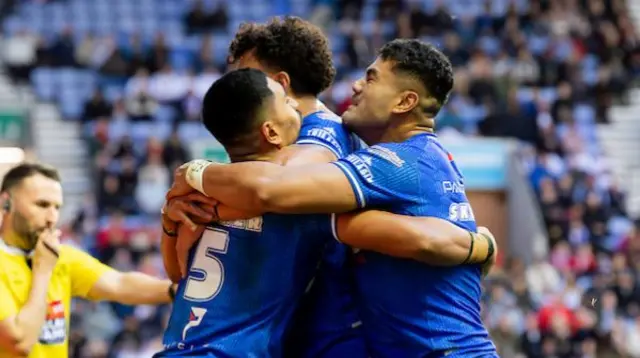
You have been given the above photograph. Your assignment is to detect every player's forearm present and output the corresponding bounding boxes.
[161,233,182,283]
[199,162,278,213]
[193,161,357,214]
[160,214,182,283]
[411,220,491,266]
[13,272,53,354]
[337,212,491,265]
[112,272,175,305]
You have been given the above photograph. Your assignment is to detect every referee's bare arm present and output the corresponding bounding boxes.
[0,230,60,357]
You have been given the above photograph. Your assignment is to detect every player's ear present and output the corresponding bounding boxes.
[391,90,419,115]
[260,120,284,149]
[272,72,291,94]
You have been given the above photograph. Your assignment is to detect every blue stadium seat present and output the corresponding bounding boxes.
[178,121,208,143]
[170,49,196,72]
[2,15,22,35]
[31,67,56,101]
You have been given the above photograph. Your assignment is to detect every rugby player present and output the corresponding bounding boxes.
[157,69,495,357]
[168,17,496,358]
[0,163,177,358]
[169,39,498,357]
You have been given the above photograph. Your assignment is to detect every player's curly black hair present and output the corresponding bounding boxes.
[379,39,454,116]
[228,16,336,97]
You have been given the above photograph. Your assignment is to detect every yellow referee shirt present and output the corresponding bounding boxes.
[0,240,114,358]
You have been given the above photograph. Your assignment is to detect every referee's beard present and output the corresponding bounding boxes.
[10,210,45,251]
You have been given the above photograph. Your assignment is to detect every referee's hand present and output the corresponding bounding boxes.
[32,229,61,274]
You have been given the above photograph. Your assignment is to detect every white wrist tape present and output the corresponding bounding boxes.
[185,160,212,195]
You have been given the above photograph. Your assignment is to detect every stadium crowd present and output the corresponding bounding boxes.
[2,0,640,356]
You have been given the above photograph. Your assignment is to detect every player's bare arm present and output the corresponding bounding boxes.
[169,160,498,270]
[336,212,497,272]
[87,270,176,305]
[168,160,357,214]
[0,229,60,356]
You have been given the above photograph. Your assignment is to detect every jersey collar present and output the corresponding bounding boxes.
[0,237,31,256]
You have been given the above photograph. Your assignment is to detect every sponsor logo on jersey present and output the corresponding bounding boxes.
[345,154,373,183]
[38,300,66,345]
[367,146,405,167]
[219,217,263,232]
[448,203,475,222]
[442,180,465,194]
[303,127,342,156]
[182,307,207,340]
[315,112,342,123]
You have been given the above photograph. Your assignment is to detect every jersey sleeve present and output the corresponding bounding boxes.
[331,143,420,209]
[0,280,18,321]
[296,112,352,159]
[62,245,116,299]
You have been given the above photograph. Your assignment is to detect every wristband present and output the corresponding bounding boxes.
[479,233,495,264]
[162,224,177,237]
[160,209,178,237]
[461,231,475,265]
[185,160,212,195]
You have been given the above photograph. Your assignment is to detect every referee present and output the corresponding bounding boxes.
[0,163,177,358]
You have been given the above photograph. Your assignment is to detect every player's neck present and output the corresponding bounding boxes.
[293,96,322,117]
[230,148,284,165]
[375,115,435,144]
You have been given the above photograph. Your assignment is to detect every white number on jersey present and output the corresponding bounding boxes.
[183,228,229,302]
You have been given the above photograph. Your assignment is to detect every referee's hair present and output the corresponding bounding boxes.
[0,162,60,193]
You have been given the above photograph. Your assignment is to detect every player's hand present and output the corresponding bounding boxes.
[166,163,197,201]
[164,193,219,231]
[32,228,61,275]
[477,227,498,277]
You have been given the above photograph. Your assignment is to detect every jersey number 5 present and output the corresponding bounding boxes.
[183,228,229,302]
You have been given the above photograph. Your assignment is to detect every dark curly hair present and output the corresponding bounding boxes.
[379,39,454,116]
[228,16,336,97]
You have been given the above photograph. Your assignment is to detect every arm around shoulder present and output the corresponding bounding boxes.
[198,161,359,214]
[336,211,495,266]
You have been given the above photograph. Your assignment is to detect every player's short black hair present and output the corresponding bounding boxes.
[228,16,336,97]
[378,39,454,116]
[1,162,60,193]
[201,68,274,147]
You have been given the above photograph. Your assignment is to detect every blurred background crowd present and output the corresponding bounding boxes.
[2,0,640,357]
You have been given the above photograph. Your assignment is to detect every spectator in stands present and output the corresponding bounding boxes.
[74,32,97,68]
[98,37,129,81]
[146,33,169,74]
[2,29,38,83]
[125,90,158,122]
[162,132,189,172]
[82,89,112,122]
[49,26,77,67]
